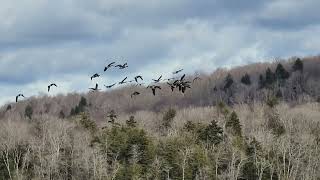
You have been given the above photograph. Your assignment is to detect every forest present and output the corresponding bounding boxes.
[0,56,319,179]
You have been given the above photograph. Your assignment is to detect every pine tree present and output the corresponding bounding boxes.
[275,63,290,80]
[225,111,242,137]
[162,108,176,131]
[258,74,265,88]
[25,105,33,119]
[126,116,137,128]
[198,120,223,145]
[241,73,251,85]
[292,58,303,72]
[224,73,234,90]
[265,68,275,87]
[59,110,65,119]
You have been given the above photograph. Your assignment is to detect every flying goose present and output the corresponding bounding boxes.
[147,85,161,96]
[115,63,128,69]
[91,73,100,80]
[89,83,100,91]
[104,62,116,71]
[134,75,143,83]
[173,69,183,74]
[48,83,57,92]
[16,94,25,102]
[119,77,128,84]
[104,83,116,89]
[167,82,175,92]
[152,75,162,83]
[131,91,141,98]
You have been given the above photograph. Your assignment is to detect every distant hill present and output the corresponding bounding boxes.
[1,55,320,122]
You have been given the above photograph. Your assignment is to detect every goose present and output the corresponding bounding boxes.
[193,77,201,83]
[115,63,128,69]
[173,69,183,74]
[89,83,100,91]
[104,62,116,71]
[147,85,161,96]
[119,77,128,84]
[134,75,143,83]
[104,83,116,89]
[16,94,25,102]
[152,75,162,83]
[91,73,100,80]
[48,83,57,92]
[131,91,140,98]
[167,82,175,92]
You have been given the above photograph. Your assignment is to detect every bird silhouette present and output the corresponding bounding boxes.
[119,77,128,84]
[89,83,100,91]
[48,83,57,92]
[193,77,201,83]
[104,83,116,88]
[104,62,116,71]
[134,75,143,83]
[180,74,186,81]
[167,82,175,92]
[173,69,183,74]
[115,63,128,69]
[147,85,161,96]
[131,91,140,98]
[16,94,25,102]
[91,73,100,80]
[152,75,162,83]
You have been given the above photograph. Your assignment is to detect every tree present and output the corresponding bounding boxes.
[258,74,265,88]
[126,116,137,128]
[275,63,290,80]
[198,120,223,145]
[265,68,275,87]
[59,110,65,119]
[5,105,11,111]
[292,58,303,72]
[241,73,251,85]
[24,105,33,119]
[225,111,242,137]
[162,108,176,131]
[224,74,234,90]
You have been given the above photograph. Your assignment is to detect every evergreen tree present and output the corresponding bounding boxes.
[223,73,234,90]
[241,73,251,85]
[59,110,65,119]
[198,120,223,145]
[126,116,137,128]
[258,74,265,88]
[275,63,290,80]
[265,68,275,87]
[292,58,303,72]
[225,111,242,137]
[25,105,33,119]
[162,108,176,131]
[6,105,12,111]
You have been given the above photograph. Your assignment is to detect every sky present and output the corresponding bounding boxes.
[0,0,319,104]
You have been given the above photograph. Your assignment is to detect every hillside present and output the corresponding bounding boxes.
[0,56,319,179]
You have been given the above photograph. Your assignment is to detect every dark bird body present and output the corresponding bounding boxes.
[48,83,57,92]
[173,69,183,74]
[104,83,116,88]
[91,73,100,80]
[119,77,128,84]
[89,83,100,91]
[134,75,143,83]
[152,75,162,83]
[104,62,116,71]
[131,91,140,98]
[147,85,161,96]
[16,94,25,102]
[115,63,128,69]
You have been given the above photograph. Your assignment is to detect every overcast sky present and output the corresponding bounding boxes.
[0,0,319,104]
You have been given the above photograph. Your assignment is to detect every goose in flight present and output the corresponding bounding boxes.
[115,63,128,69]
[104,62,116,71]
[119,77,128,84]
[134,75,143,83]
[152,75,162,83]
[167,82,175,92]
[104,83,116,89]
[89,83,100,91]
[16,94,25,102]
[147,85,161,96]
[131,91,141,98]
[193,77,201,83]
[48,83,57,92]
[173,69,183,74]
[91,73,100,80]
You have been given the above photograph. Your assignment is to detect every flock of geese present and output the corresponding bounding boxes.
[15,61,201,102]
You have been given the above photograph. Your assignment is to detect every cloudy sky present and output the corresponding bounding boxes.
[0,0,319,104]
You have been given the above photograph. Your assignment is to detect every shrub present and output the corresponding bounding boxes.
[225,111,242,137]
[24,105,33,119]
[126,116,137,128]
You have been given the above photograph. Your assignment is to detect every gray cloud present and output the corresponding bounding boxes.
[0,0,319,104]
